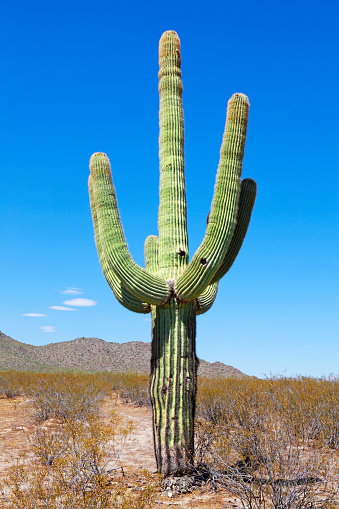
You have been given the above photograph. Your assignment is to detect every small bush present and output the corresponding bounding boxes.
[26,374,106,422]
[115,374,150,407]
[0,371,24,398]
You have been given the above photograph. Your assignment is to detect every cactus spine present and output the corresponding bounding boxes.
[88,30,257,476]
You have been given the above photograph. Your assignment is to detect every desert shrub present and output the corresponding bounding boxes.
[1,457,156,508]
[0,370,159,508]
[110,486,156,509]
[261,376,339,451]
[195,376,339,509]
[196,376,339,450]
[0,370,151,409]
[26,374,106,422]
[195,377,233,425]
[211,409,337,509]
[297,377,339,449]
[0,371,27,398]
[0,407,157,508]
[96,372,150,407]
[115,374,150,407]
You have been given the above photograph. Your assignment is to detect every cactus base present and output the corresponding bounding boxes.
[150,297,198,475]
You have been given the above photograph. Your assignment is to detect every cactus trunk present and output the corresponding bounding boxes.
[150,298,198,475]
[88,30,256,477]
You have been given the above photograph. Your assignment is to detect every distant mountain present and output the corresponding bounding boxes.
[0,331,248,378]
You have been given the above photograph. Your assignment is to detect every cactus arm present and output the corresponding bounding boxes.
[89,153,170,306]
[211,178,257,284]
[195,282,219,315]
[157,31,189,280]
[175,93,249,301]
[89,176,151,314]
[145,235,159,274]
[195,177,256,314]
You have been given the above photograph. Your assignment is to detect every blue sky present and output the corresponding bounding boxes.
[1,0,338,378]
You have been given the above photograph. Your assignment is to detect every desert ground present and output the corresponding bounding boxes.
[0,394,240,508]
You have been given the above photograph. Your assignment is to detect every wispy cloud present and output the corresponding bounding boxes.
[143,318,151,322]
[22,313,47,317]
[50,306,77,311]
[40,326,56,332]
[63,298,97,307]
[60,287,83,295]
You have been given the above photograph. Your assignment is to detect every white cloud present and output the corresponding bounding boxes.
[143,318,152,322]
[22,313,47,317]
[60,287,83,295]
[40,326,56,332]
[63,298,97,307]
[50,306,77,311]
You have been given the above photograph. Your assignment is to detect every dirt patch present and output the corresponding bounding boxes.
[0,395,238,508]
[105,398,157,473]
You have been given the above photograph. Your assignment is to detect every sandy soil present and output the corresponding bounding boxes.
[0,395,239,508]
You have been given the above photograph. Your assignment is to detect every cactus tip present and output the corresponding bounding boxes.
[229,93,250,106]
[90,151,108,162]
[89,152,111,175]
[241,178,257,194]
[159,30,181,62]
[160,30,180,41]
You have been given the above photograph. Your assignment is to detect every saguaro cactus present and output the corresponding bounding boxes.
[88,30,256,476]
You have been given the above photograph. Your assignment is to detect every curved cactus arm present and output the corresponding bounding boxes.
[145,235,159,275]
[157,31,189,280]
[175,93,250,302]
[195,178,256,312]
[89,176,151,314]
[211,178,257,284]
[89,153,170,306]
[195,282,219,315]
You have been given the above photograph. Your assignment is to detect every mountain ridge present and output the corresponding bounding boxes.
[0,331,248,378]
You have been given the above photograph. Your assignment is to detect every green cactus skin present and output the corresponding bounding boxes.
[88,30,256,476]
